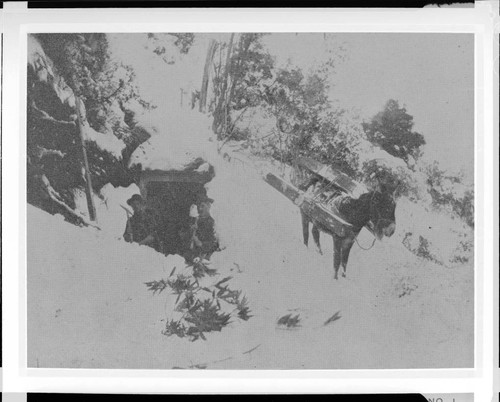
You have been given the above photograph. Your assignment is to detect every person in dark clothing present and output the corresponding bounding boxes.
[187,196,219,260]
[123,194,161,252]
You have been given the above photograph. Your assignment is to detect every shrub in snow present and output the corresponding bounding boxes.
[397,198,473,266]
[361,155,421,199]
[145,257,251,342]
[277,314,301,328]
[423,161,474,228]
[449,232,474,265]
[229,107,278,143]
[392,275,418,298]
[402,233,441,265]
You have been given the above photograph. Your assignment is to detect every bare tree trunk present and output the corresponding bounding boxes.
[74,95,97,222]
[199,39,217,113]
[227,35,251,111]
[213,33,235,136]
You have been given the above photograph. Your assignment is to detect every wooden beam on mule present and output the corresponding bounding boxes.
[263,172,352,237]
[295,156,363,196]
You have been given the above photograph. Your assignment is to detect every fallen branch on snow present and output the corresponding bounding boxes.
[171,343,262,369]
[323,311,342,326]
[242,343,261,355]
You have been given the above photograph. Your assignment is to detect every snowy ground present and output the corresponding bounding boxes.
[27,155,473,369]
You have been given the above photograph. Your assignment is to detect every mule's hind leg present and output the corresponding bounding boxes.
[312,225,323,255]
[340,237,355,278]
[333,235,342,280]
[301,210,310,247]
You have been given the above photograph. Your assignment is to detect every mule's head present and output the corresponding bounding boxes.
[369,185,397,240]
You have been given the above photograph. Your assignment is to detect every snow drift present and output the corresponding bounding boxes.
[28,146,473,369]
[128,107,218,171]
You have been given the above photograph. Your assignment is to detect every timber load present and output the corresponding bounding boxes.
[264,171,352,238]
[263,157,374,237]
[293,156,366,197]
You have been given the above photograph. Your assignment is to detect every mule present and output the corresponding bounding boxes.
[301,179,396,280]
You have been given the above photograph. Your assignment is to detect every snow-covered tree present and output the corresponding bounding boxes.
[362,99,426,165]
[27,34,151,224]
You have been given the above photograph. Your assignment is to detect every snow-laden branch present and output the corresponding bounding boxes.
[35,146,66,159]
[31,100,76,128]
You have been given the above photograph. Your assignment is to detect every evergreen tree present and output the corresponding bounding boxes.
[27,34,150,223]
[362,99,426,165]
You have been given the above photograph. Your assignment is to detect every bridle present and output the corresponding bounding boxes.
[369,191,394,230]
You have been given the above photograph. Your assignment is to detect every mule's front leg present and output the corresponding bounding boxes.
[301,210,310,247]
[333,235,342,280]
[312,225,323,255]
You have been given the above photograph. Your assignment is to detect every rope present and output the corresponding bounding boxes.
[309,176,342,203]
[355,235,376,250]
[352,190,378,250]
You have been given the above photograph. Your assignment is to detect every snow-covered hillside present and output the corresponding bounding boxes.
[27,150,473,369]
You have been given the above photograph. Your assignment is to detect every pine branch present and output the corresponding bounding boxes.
[191,259,217,279]
[101,79,125,104]
[236,296,252,321]
[323,311,342,326]
[167,275,197,295]
[144,279,169,295]
[277,313,301,328]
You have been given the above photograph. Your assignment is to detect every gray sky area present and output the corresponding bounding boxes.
[265,33,474,176]
[336,34,473,175]
[110,33,474,177]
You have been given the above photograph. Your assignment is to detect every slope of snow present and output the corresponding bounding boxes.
[28,153,473,369]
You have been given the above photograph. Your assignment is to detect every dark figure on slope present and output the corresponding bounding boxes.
[183,196,219,261]
[123,194,161,252]
[301,179,396,280]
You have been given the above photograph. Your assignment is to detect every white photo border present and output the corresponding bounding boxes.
[1,2,495,397]
[492,1,500,400]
